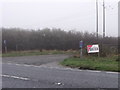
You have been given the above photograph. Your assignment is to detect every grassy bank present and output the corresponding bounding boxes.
[60,55,119,72]
[2,50,78,57]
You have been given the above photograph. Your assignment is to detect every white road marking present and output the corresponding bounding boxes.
[2,74,10,77]
[1,74,30,81]
[86,70,101,73]
[106,72,118,74]
[15,64,21,66]
[33,66,41,68]
[23,65,35,67]
[40,66,82,72]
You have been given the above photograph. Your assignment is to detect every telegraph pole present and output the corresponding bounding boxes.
[96,0,99,40]
[100,0,105,57]
[103,0,105,38]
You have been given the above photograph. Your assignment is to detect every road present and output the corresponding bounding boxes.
[2,55,119,88]
[2,54,69,65]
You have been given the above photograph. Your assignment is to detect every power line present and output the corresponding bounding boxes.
[99,1,118,10]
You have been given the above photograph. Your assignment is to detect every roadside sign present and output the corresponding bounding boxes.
[79,41,83,48]
[87,44,99,53]
[4,40,6,45]
[3,40,7,53]
[79,40,83,58]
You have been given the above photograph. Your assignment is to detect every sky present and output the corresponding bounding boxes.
[1,0,119,37]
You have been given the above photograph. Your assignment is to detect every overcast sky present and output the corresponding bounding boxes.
[1,0,119,37]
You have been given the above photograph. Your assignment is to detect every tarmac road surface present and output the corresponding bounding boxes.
[2,55,119,88]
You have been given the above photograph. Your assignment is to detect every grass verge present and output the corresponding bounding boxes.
[60,55,119,72]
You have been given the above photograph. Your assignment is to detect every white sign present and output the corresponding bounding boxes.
[4,40,6,45]
[87,44,99,53]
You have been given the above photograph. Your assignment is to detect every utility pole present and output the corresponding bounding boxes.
[103,0,105,38]
[96,0,99,40]
[100,0,105,57]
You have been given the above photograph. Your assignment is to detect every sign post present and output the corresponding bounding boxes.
[79,41,83,58]
[4,40,7,53]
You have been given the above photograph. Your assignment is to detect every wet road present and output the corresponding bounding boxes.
[2,55,119,88]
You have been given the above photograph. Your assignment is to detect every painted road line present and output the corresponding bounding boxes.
[42,66,83,72]
[0,75,10,78]
[15,64,22,66]
[86,70,101,73]
[106,72,118,74]
[23,64,36,67]
[1,74,30,81]
[14,64,34,67]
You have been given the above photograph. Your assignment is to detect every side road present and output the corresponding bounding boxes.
[2,54,70,66]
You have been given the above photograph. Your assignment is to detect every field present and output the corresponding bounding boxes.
[60,55,119,72]
[2,50,78,57]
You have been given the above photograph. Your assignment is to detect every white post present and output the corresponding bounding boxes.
[5,46,7,53]
[80,47,83,58]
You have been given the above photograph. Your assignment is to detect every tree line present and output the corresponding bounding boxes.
[2,28,118,55]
